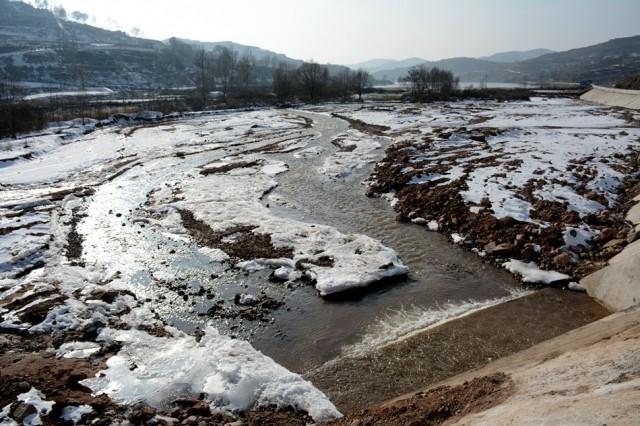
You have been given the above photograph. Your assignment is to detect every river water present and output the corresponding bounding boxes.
[79,110,605,381]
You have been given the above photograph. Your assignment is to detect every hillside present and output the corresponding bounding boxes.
[0,0,348,91]
[370,36,640,83]
[1,0,639,89]
[350,49,553,75]
[348,57,427,73]
[0,0,182,88]
[480,48,554,63]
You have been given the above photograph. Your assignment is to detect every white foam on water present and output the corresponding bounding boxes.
[343,289,532,357]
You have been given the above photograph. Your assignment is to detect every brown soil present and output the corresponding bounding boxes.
[64,207,86,265]
[331,113,390,136]
[200,159,262,175]
[247,134,310,154]
[206,294,284,322]
[326,373,513,426]
[178,209,294,260]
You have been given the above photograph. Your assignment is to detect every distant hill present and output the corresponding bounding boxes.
[0,0,347,90]
[513,35,640,83]
[176,39,348,76]
[348,49,553,73]
[369,57,518,83]
[348,57,427,73]
[369,36,640,84]
[480,48,554,63]
[1,0,639,89]
[173,39,299,66]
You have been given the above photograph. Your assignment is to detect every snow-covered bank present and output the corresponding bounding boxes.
[0,106,414,424]
[148,154,408,296]
[82,326,341,421]
[341,97,640,285]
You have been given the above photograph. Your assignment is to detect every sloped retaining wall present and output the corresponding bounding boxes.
[581,85,640,109]
[581,193,640,311]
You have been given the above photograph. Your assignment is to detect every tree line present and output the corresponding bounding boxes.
[400,65,459,101]
[186,43,371,108]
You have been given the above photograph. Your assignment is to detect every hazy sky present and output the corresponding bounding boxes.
[30,0,640,64]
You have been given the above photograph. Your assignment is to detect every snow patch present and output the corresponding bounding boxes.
[82,327,341,421]
[503,259,570,284]
[56,341,101,359]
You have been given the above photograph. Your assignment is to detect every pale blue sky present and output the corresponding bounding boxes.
[27,0,640,64]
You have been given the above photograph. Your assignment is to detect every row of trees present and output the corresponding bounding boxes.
[189,45,372,107]
[273,62,370,103]
[401,65,459,100]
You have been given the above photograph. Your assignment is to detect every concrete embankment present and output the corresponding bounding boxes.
[581,85,640,109]
[581,192,640,311]
[335,306,640,425]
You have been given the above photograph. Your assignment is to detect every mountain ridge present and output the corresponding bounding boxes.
[1,0,639,88]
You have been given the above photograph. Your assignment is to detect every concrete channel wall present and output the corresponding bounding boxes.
[581,85,640,109]
[581,193,640,311]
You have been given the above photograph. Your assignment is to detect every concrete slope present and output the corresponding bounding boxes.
[581,192,640,311]
[381,307,640,425]
[581,85,640,109]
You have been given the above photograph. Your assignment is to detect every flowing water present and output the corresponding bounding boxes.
[80,111,605,381]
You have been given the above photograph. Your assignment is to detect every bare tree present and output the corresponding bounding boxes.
[335,68,353,101]
[129,27,142,37]
[72,63,88,124]
[236,54,255,94]
[71,11,89,23]
[401,65,458,101]
[273,62,294,102]
[353,69,371,102]
[215,46,238,101]
[401,65,430,100]
[53,5,67,20]
[193,49,213,109]
[297,61,328,102]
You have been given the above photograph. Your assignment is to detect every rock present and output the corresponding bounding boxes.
[554,252,573,267]
[626,202,640,225]
[581,252,640,311]
[602,239,626,250]
[16,381,31,393]
[141,407,157,417]
[627,227,640,244]
[609,239,640,266]
[182,415,199,425]
[485,242,514,256]
[187,401,210,416]
[597,227,615,243]
[10,402,37,423]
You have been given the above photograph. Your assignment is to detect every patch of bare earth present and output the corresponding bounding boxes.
[331,112,391,136]
[178,209,293,260]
